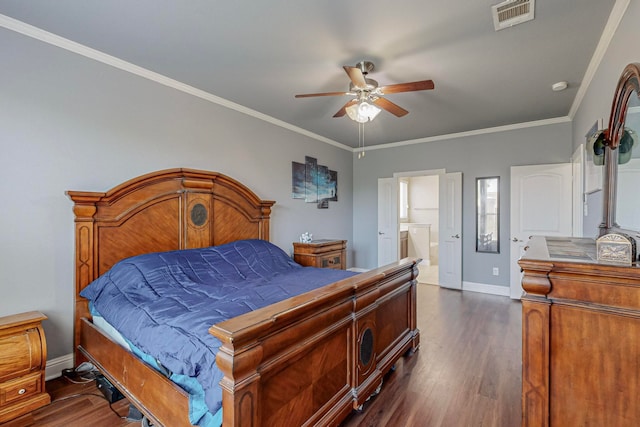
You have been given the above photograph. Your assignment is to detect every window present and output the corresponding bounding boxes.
[399,179,409,220]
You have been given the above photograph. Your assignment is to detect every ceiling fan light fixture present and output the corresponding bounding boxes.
[346,101,381,123]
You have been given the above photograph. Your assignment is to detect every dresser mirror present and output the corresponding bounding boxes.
[601,63,640,240]
[616,95,640,231]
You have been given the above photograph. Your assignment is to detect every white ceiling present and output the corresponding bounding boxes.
[0,0,619,149]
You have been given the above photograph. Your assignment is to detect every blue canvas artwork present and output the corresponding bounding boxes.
[291,156,338,209]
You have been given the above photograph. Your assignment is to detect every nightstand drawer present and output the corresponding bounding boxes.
[0,372,42,406]
[319,253,343,269]
[293,239,347,269]
[0,311,50,423]
[0,328,43,382]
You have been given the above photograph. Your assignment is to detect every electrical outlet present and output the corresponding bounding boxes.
[492,267,499,276]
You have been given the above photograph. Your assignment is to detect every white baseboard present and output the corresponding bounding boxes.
[462,281,510,297]
[347,267,370,273]
[45,353,74,381]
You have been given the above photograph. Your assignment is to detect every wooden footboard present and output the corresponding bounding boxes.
[79,318,193,427]
[78,259,419,427]
[210,259,420,427]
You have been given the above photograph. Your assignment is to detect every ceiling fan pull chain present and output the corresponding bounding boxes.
[357,122,366,159]
[362,123,366,157]
[357,123,362,159]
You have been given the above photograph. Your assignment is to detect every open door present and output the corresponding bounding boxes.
[438,172,462,289]
[510,163,572,299]
[377,177,399,267]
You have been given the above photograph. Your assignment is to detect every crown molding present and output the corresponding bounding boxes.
[0,14,352,152]
[360,116,572,152]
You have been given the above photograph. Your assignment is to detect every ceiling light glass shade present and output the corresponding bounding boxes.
[346,101,381,123]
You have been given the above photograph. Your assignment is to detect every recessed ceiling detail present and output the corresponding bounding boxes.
[492,0,535,31]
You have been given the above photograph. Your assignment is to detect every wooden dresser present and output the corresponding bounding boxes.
[293,239,346,269]
[0,311,50,423]
[519,236,640,427]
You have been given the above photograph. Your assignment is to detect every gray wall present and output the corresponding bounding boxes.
[352,122,573,287]
[573,0,640,236]
[0,28,353,359]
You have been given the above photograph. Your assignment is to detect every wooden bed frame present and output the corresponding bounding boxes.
[67,168,420,427]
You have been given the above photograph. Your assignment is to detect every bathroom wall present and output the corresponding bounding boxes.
[407,175,439,264]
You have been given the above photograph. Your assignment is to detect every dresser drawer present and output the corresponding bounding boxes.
[0,372,42,407]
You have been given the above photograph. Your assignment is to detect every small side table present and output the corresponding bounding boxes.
[0,311,50,422]
[293,239,347,269]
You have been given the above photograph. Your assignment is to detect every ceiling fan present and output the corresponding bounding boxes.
[294,61,434,122]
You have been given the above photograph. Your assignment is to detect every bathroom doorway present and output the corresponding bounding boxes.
[396,170,442,285]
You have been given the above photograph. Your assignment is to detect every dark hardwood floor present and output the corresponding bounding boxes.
[1,374,135,427]
[342,284,522,427]
[3,284,521,427]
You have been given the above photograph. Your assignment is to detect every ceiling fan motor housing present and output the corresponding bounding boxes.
[356,60,375,75]
[349,78,379,93]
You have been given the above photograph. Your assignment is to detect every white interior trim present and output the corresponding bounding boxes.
[462,281,511,297]
[45,353,75,381]
[393,169,446,178]
[364,117,572,152]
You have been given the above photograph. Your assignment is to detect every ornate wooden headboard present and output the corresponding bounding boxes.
[66,168,275,359]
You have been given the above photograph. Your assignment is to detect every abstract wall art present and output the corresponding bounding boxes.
[292,156,338,209]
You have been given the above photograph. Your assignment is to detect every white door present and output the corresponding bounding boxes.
[510,163,573,299]
[616,158,640,230]
[571,145,584,237]
[439,172,462,289]
[378,177,399,267]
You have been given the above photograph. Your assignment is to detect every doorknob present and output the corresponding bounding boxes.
[378,231,385,235]
[451,234,460,239]
[512,237,521,242]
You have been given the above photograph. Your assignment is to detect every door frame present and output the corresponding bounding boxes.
[389,169,448,280]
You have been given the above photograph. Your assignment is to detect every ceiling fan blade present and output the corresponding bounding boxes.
[343,66,368,89]
[372,97,409,117]
[379,80,435,94]
[295,91,349,98]
[333,99,358,117]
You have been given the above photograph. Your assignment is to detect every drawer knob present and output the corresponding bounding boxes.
[18,388,26,395]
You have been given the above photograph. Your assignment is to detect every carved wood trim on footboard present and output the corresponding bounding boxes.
[210,259,420,427]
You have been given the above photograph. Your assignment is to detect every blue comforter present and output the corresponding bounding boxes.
[80,239,356,425]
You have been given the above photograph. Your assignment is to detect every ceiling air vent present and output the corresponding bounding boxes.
[492,0,535,31]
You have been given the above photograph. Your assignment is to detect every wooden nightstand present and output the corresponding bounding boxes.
[0,311,50,423]
[293,239,347,269]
